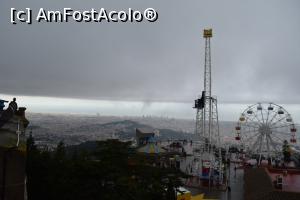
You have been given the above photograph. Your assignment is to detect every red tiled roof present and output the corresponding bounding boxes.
[244,168,300,200]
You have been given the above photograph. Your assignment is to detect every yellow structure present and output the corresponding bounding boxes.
[177,187,191,200]
[192,194,218,200]
[176,187,218,200]
[203,29,212,38]
[191,194,204,200]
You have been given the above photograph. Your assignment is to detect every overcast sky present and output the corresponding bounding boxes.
[1,0,300,121]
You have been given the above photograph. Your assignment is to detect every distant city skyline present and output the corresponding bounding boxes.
[1,94,300,123]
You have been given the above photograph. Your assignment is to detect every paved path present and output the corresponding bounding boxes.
[220,164,244,200]
[186,163,244,200]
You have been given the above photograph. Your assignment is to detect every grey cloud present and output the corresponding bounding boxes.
[1,0,300,104]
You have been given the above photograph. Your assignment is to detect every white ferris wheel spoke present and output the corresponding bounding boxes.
[266,107,271,124]
[244,114,258,124]
[252,134,263,153]
[270,124,291,129]
[268,108,280,124]
[267,134,280,152]
[271,130,289,135]
[253,113,263,124]
[269,115,289,127]
[242,122,260,129]
[242,131,261,143]
[240,128,259,134]
[265,135,271,156]
[258,134,265,155]
[270,134,285,143]
[260,109,265,124]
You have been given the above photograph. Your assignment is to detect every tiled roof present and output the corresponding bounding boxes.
[136,128,155,137]
[244,168,300,200]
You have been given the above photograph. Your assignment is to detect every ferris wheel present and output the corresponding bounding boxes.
[234,102,297,157]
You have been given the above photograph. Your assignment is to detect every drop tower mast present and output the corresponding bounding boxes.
[193,29,223,185]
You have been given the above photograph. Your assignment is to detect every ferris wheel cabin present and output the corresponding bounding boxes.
[247,110,253,114]
[286,115,292,122]
[239,115,245,121]
[268,106,274,110]
[278,109,284,114]
[257,105,262,110]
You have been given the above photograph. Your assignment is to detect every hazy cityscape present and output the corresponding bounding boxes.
[27,113,236,147]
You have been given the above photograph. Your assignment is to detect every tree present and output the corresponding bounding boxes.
[282,140,291,162]
[26,138,186,200]
[54,140,66,161]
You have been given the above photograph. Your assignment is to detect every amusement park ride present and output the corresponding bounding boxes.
[234,102,298,158]
[190,29,299,188]
[192,29,223,185]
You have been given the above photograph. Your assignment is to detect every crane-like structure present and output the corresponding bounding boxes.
[193,29,223,185]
